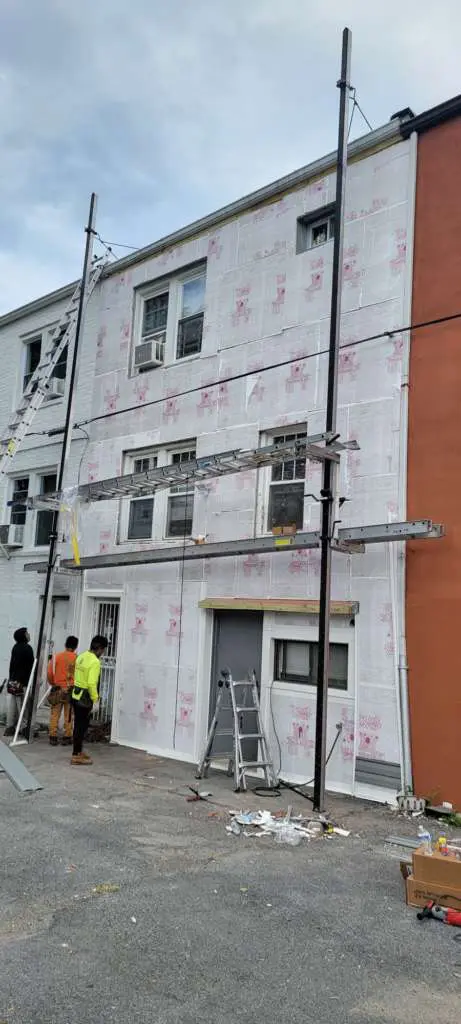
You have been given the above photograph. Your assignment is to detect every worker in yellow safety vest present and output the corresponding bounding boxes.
[71,635,108,766]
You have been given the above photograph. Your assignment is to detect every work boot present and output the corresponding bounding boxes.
[49,736,58,746]
[80,752,92,762]
[71,753,93,766]
[61,737,72,746]
[3,726,15,737]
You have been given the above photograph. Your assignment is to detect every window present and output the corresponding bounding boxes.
[166,449,196,537]
[176,274,206,359]
[274,639,348,690]
[35,474,57,546]
[127,456,157,540]
[23,333,67,392]
[53,344,68,381]
[10,478,29,526]
[142,293,169,340]
[23,338,42,391]
[133,265,206,372]
[268,431,306,531]
[296,204,335,254]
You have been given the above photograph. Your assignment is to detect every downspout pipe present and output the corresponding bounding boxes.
[396,129,418,793]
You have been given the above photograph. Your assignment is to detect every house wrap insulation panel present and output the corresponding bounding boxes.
[0,135,414,799]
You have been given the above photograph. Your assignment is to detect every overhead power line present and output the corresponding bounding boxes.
[71,306,461,431]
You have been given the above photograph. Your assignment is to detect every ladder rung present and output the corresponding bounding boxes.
[215,729,234,737]
[231,680,256,686]
[235,706,258,713]
[238,733,263,740]
[240,760,271,768]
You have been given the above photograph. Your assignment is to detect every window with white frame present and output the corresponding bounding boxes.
[23,338,42,391]
[267,430,307,531]
[22,334,68,393]
[274,639,348,690]
[10,477,29,527]
[296,204,335,254]
[176,275,206,359]
[35,473,58,546]
[121,442,196,542]
[133,265,206,373]
[127,454,158,541]
[166,449,196,537]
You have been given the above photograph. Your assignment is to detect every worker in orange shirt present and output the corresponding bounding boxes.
[47,636,79,746]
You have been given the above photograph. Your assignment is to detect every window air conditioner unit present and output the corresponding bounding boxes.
[0,524,24,548]
[45,377,65,400]
[134,332,166,371]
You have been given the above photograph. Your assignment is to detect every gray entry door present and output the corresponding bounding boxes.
[209,611,263,762]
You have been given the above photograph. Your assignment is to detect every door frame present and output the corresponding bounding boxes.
[79,588,125,742]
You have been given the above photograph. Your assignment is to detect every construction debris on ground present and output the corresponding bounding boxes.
[225,808,350,845]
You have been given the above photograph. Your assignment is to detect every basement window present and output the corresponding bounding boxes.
[274,639,348,690]
[296,204,335,254]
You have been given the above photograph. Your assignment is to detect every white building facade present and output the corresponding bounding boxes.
[1,117,416,801]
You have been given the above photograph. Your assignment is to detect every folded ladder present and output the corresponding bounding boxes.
[196,669,278,792]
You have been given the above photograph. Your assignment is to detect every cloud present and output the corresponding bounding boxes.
[0,0,460,311]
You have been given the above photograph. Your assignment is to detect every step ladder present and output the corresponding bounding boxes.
[196,669,278,792]
[0,258,105,478]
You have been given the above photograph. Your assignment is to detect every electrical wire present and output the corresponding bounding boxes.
[95,233,139,254]
[76,426,90,487]
[278,724,343,804]
[71,305,461,434]
[348,87,373,139]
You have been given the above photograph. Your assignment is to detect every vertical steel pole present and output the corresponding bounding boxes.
[313,30,351,811]
[24,193,98,741]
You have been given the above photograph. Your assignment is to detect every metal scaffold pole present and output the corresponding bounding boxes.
[23,193,98,742]
[313,28,352,811]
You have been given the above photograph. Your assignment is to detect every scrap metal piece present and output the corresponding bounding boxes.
[0,740,42,793]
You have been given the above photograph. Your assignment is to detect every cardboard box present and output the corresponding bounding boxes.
[413,847,461,889]
[406,877,461,911]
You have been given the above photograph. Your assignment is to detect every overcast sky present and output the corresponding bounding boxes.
[1,0,459,313]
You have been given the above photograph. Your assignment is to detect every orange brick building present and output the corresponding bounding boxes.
[404,97,461,808]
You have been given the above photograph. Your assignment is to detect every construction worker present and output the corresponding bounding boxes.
[47,636,79,747]
[4,627,34,737]
[71,635,108,766]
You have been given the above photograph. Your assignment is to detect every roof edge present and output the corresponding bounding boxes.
[0,117,403,328]
[400,93,461,139]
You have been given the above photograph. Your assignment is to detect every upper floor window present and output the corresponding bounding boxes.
[176,276,206,359]
[268,431,306,531]
[120,442,197,543]
[133,265,206,373]
[166,449,196,537]
[22,333,67,396]
[23,338,42,391]
[2,470,57,550]
[35,473,57,547]
[296,204,335,254]
[10,477,29,526]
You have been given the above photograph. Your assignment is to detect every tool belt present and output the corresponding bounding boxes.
[47,686,62,706]
[47,686,72,706]
[72,686,92,708]
[7,681,24,697]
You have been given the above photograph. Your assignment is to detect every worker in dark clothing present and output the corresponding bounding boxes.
[4,627,35,737]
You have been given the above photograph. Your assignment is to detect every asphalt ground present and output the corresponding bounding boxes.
[0,740,459,1023]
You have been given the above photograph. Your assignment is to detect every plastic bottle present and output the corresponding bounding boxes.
[418,824,432,855]
[437,835,448,856]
